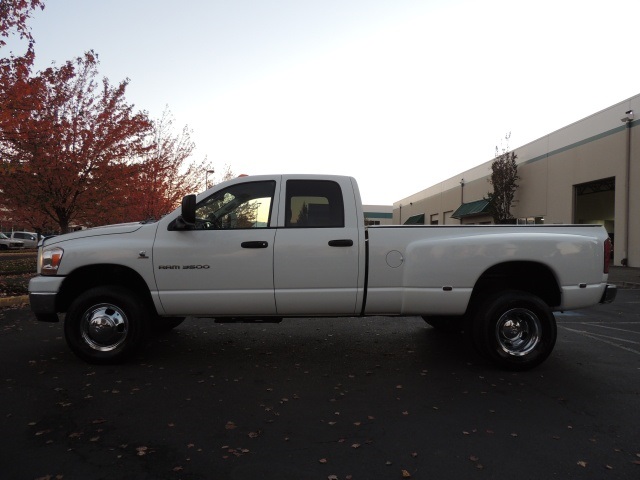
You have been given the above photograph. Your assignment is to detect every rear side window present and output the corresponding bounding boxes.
[285,180,344,228]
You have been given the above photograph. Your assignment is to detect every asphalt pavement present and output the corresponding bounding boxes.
[1,289,639,480]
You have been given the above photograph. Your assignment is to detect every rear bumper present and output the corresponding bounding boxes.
[599,284,617,304]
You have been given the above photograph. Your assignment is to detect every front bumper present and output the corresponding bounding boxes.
[29,292,59,322]
[599,284,617,304]
[28,275,64,322]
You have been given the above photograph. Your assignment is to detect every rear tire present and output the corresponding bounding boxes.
[65,286,149,364]
[472,290,556,370]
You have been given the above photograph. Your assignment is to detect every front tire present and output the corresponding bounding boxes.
[472,290,557,370]
[65,286,149,364]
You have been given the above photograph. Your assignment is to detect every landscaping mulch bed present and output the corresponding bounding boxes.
[0,251,37,297]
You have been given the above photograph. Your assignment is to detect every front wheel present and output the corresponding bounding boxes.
[472,290,557,370]
[65,286,149,364]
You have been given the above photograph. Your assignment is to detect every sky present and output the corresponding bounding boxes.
[9,0,640,205]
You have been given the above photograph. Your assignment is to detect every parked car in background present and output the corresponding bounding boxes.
[0,232,24,250]
[4,231,38,248]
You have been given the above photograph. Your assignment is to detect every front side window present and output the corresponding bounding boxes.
[194,181,275,230]
[285,180,344,228]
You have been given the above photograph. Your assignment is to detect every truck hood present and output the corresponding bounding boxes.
[42,222,148,246]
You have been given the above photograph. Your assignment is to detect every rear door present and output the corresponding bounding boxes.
[273,178,361,315]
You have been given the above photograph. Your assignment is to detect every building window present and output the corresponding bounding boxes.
[516,217,545,225]
[430,214,439,225]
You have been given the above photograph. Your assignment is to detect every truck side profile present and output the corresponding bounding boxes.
[29,174,616,369]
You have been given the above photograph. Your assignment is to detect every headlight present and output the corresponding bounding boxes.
[41,247,64,275]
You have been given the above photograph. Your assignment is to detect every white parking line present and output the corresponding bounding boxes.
[581,323,640,335]
[560,326,640,355]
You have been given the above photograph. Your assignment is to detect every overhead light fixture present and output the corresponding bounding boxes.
[621,109,634,123]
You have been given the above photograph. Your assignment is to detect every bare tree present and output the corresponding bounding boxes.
[486,132,519,224]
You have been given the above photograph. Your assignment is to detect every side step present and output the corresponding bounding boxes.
[214,317,283,324]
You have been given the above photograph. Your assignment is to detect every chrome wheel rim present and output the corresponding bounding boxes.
[80,303,128,352]
[495,308,541,356]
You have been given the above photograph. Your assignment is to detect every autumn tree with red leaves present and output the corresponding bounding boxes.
[0,51,154,232]
[0,0,44,49]
[129,107,212,221]
[1,2,211,232]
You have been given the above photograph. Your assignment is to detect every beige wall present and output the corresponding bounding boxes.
[393,94,640,266]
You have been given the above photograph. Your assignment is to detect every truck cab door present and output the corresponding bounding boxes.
[273,179,361,315]
[153,180,278,316]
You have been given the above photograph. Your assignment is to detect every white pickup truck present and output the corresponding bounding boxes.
[29,174,616,369]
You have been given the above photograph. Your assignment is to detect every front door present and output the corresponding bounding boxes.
[153,180,278,316]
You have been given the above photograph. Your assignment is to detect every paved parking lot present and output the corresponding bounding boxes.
[1,290,639,480]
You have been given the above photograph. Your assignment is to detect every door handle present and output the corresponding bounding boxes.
[241,241,269,248]
[328,239,353,247]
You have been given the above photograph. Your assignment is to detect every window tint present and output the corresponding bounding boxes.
[15,233,35,240]
[194,181,275,230]
[285,180,344,228]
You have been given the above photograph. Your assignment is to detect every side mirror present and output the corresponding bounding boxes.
[181,194,196,224]
[170,194,197,230]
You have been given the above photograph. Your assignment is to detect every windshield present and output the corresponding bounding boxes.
[0,233,8,239]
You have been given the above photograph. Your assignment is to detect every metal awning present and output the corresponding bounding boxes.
[451,199,491,219]
[403,213,425,225]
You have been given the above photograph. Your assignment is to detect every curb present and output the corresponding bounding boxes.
[0,295,29,308]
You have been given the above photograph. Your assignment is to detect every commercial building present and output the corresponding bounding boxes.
[393,94,640,267]
[364,205,393,226]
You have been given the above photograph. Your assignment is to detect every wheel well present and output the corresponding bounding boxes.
[469,261,561,310]
[56,264,155,314]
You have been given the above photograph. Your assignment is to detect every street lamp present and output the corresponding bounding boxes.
[205,169,215,190]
